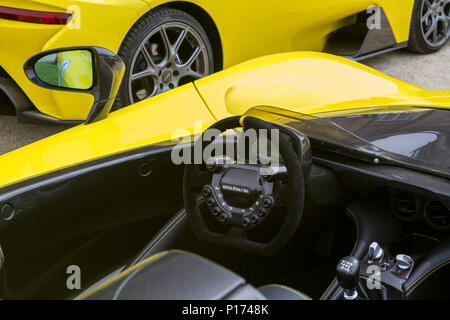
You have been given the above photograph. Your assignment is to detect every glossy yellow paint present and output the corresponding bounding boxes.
[0,0,151,119]
[194,51,450,120]
[1,52,449,190]
[145,0,414,68]
[0,0,415,120]
[0,83,215,188]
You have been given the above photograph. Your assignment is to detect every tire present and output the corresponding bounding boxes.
[408,0,450,54]
[114,7,214,110]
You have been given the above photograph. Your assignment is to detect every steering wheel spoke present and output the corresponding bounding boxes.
[185,165,212,192]
[227,226,247,240]
[194,168,212,188]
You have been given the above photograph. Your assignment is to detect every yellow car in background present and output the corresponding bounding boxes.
[0,0,448,123]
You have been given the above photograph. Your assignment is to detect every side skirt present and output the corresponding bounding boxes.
[324,6,409,61]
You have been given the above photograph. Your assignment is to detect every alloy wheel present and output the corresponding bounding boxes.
[420,0,450,47]
[128,22,210,104]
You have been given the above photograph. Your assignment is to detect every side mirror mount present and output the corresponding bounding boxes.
[24,46,125,124]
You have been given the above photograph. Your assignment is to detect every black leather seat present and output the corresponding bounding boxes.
[79,250,310,300]
[258,284,311,300]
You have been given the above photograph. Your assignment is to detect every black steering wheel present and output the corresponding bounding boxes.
[183,116,306,256]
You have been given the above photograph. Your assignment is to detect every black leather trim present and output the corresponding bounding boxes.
[258,284,311,300]
[82,250,313,300]
[224,285,267,300]
[404,237,450,299]
[121,211,312,300]
[83,250,267,300]
[321,197,402,300]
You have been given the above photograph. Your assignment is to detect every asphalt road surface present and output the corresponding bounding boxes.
[0,44,449,156]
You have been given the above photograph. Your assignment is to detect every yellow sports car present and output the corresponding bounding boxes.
[0,46,449,300]
[0,0,448,123]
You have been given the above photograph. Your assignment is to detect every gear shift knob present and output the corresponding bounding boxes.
[336,256,360,300]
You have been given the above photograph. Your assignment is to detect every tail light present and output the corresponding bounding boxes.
[0,6,71,25]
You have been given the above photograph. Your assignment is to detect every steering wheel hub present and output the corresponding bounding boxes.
[220,167,262,208]
[202,163,275,229]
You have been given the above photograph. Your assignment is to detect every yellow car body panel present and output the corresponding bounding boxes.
[0,52,449,189]
[194,51,450,120]
[145,0,414,67]
[0,0,415,120]
[0,83,215,188]
[0,0,63,12]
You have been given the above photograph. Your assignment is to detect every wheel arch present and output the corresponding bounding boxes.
[155,1,223,72]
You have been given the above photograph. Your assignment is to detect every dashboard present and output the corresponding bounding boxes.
[390,188,450,234]
[310,149,450,237]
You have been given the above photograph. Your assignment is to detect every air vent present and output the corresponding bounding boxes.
[390,191,420,221]
[424,201,450,232]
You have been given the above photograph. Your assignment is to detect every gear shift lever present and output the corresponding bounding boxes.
[336,256,360,300]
